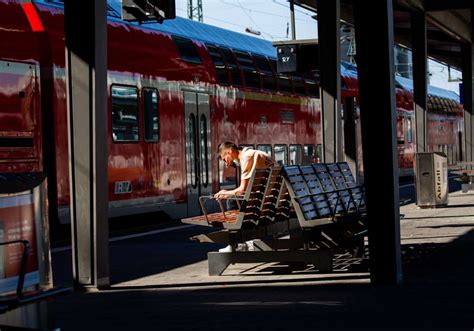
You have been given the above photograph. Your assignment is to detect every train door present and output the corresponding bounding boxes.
[184,92,212,216]
[0,60,40,172]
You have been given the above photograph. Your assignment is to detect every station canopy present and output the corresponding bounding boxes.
[294,0,471,70]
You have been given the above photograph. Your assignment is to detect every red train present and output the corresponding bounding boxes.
[0,0,463,223]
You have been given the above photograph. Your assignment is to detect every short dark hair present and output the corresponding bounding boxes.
[217,141,241,155]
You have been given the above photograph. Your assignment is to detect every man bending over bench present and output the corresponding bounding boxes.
[215,141,275,199]
[215,141,275,252]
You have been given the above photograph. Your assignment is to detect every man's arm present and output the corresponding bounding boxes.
[214,178,250,199]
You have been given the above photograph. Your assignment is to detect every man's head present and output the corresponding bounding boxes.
[218,141,240,167]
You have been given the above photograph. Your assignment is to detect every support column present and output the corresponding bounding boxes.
[64,0,109,290]
[353,0,402,285]
[343,97,358,180]
[461,9,473,163]
[317,0,342,163]
[411,10,428,153]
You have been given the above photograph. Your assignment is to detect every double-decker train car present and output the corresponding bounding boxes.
[340,62,463,177]
[0,0,463,224]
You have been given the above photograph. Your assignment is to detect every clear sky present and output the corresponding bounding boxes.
[175,0,318,41]
[175,0,461,94]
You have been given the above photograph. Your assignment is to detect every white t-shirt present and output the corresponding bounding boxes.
[239,148,275,180]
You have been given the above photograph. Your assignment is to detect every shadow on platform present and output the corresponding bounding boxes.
[48,200,474,330]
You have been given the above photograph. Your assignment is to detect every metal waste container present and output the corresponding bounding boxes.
[415,152,448,208]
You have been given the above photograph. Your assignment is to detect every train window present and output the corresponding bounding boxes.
[303,73,320,97]
[278,74,293,94]
[289,145,302,165]
[274,145,288,166]
[206,44,230,85]
[239,144,255,150]
[267,59,293,94]
[143,88,159,143]
[188,113,197,188]
[219,162,237,190]
[200,114,209,187]
[254,56,277,91]
[111,86,139,143]
[303,144,320,164]
[280,111,295,124]
[220,48,242,86]
[291,74,307,95]
[438,98,446,111]
[448,100,455,112]
[434,97,442,112]
[406,117,413,143]
[427,97,434,110]
[172,36,202,64]
[235,51,261,89]
[257,144,272,156]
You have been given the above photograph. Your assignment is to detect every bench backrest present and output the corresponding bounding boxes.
[283,162,365,227]
[227,166,288,229]
[332,162,366,211]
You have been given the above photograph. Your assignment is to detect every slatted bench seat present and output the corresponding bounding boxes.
[182,167,286,229]
[283,162,367,255]
[0,240,71,315]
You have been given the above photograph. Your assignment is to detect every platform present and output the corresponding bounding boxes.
[45,190,474,330]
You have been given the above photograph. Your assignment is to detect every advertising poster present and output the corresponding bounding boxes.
[0,193,39,294]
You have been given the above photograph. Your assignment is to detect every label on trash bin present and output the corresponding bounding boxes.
[0,193,39,294]
[435,160,448,205]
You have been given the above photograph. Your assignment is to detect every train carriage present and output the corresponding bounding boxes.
[0,0,464,224]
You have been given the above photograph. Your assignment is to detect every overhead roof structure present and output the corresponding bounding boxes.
[294,0,472,69]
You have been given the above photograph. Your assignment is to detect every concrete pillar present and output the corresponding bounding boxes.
[317,0,342,163]
[64,0,109,290]
[461,9,473,163]
[343,97,358,180]
[411,10,428,153]
[353,0,402,285]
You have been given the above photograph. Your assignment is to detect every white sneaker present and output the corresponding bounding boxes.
[218,245,232,252]
[236,243,248,252]
[245,240,255,251]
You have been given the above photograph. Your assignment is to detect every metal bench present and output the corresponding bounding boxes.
[0,240,71,315]
[182,167,287,229]
[283,162,367,256]
[182,166,334,275]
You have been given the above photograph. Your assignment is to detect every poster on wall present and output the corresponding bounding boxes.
[0,192,39,294]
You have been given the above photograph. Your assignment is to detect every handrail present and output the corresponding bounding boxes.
[198,194,245,224]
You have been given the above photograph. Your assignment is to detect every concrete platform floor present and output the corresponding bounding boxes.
[46,190,474,330]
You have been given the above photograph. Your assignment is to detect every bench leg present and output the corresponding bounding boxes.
[208,252,232,276]
[208,249,334,275]
[309,249,333,272]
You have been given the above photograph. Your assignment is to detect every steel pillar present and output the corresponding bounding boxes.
[461,9,474,163]
[353,0,402,285]
[317,0,342,163]
[64,0,109,290]
[343,97,358,181]
[411,10,428,153]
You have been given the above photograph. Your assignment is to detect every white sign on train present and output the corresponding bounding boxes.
[115,181,132,194]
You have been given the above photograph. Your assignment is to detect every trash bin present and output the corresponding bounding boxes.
[415,152,448,208]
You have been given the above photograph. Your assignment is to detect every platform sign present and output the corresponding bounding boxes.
[273,41,319,74]
[277,45,297,73]
[0,193,39,294]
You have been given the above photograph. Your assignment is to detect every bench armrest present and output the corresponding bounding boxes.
[198,194,245,224]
